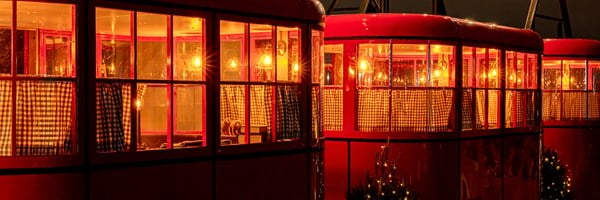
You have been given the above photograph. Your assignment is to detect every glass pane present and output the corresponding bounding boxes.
[220,21,247,81]
[324,44,343,85]
[276,26,300,82]
[0,0,11,76]
[591,60,600,90]
[526,54,538,89]
[462,47,476,87]
[17,2,75,77]
[311,30,324,84]
[16,81,74,155]
[174,85,204,148]
[173,16,204,81]
[220,85,246,145]
[137,12,168,80]
[357,43,389,86]
[0,81,11,156]
[276,85,301,141]
[96,8,132,78]
[487,49,500,88]
[506,51,526,89]
[96,83,132,153]
[391,44,426,87]
[563,60,586,90]
[542,59,561,90]
[250,24,274,82]
[431,44,454,87]
[138,84,168,150]
[249,85,273,143]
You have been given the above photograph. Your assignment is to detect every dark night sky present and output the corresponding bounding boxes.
[321,0,600,40]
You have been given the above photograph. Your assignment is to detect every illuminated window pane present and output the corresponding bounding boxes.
[0,0,11,76]
[250,24,274,82]
[0,81,11,156]
[174,16,204,81]
[487,49,500,88]
[392,44,425,87]
[358,43,389,86]
[220,85,246,145]
[96,8,132,78]
[591,60,600,90]
[506,51,526,89]
[527,54,538,89]
[276,26,300,82]
[174,85,204,148]
[311,30,324,84]
[220,21,246,81]
[96,83,132,153]
[462,47,476,87]
[563,60,586,90]
[137,12,168,80]
[324,44,343,85]
[431,44,454,87]
[276,85,301,140]
[17,2,75,77]
[542,59,561,90]
[139,84,168,150]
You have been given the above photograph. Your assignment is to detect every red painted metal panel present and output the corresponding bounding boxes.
[216,154,308,200]
[544,39,600,58]
[0,173,84,200]
[503,135,540,200]
[324,140,348,200]
[325,14,542,51]
[460,138,502,200]
[90,162,213,200]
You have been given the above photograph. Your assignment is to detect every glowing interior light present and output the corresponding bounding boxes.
[193,56,202,67]
[517,78,522,83]
[349,67,355,76]
[509,74,515,81]
[434,69,441,77]
[419,76,426,83]
[229,59,238,68]
[359,60,369,71]
[262,55,272,66]
[491,69,497,77]
[135,99,142,110]
[293,63,299,72]
[418,45,425,51]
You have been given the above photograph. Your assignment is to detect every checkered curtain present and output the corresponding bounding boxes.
[542,91,561,120]
[431,89,453,132]
[322,88,342,131]
[250,85,272,134]
[0,81,11,156]
[562,91,587,120]
[220,85,245,135]
[276,85,300,140]
[16,81,73,156]
[526,91,536,126]
[392,90,426,132]
[476,90,486,129]
[96,83,132,152]
[506,90,526,128]
[487,90,500,128]
[358,88,388,132]
[589,92,600,120]
[311,86,322,138]
[462,89,475,130]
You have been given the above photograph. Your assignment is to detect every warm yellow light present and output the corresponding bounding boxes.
[359,59,369,71]
[262,55,272,66]
[509,74,515,81]
[491,69,497,77]
[229,59,238,68]
[377,72,383,79]
[349,67,355,76]
[293,63,299,72]
[419,76,426,83]
[517,78,522,83]
[418,45,425,51]
[135,99,142,110]
[193,56,202,67]
[434,69,441,77]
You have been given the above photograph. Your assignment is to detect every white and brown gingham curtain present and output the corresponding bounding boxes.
[250,85,272,134]
[562,92,587,120]
[542,91,561,120]
[390,89,452,132]
[96,83,131,153]
[322,88,342,131]
[589,92,600,120]
[16,81,72,156]
[506,90,527,128]
[276,85,300,140]
[311,86,322,137]
[358,89,388,132]
[220,85,245,135]
[0,81,11,156]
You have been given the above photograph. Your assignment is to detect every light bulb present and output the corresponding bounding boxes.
[359,60,369,71]
[434,69,441,77]
[293,63,299,72]
[229,59,237,68]
[193,56,202,67]
[263,55,272,66]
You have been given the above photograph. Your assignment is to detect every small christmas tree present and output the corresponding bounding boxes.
[347,141,416,200]
[541,148,572,200]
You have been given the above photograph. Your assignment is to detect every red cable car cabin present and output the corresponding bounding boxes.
[542,38,600,200]
[0,0,324,199]
[322,14,542,200]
